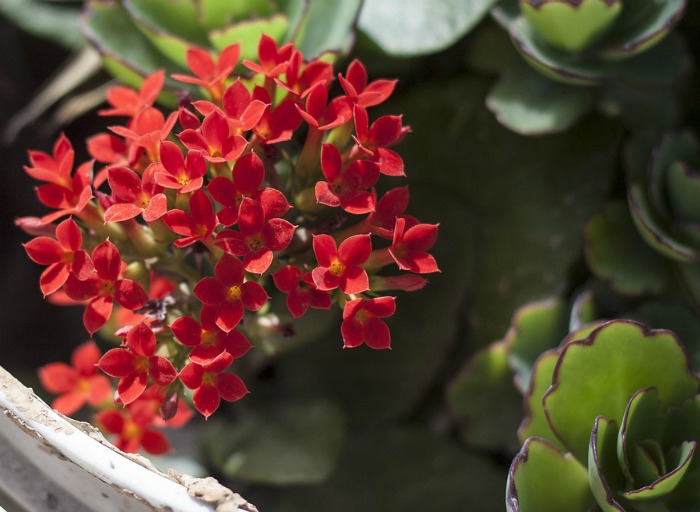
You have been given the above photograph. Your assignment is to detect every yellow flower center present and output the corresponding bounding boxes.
[227,285,242,301]
[329,258,345,276]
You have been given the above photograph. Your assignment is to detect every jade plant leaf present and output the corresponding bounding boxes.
[203,400,346,485]
[209,16,289,61]
[507,437,594,512]
[446,341,523,452]
[589,416,626,512]
[358,0,497,56]
[486,60,595,135]
[198,0,275,30]
[274,428,506,512]
[518,349,561,447]
[291,0,362,58]
[584,201,670,296]
[544,320,699,462]
[392,77,622,345]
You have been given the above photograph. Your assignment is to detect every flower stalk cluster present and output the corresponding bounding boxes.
[21,35,439,453]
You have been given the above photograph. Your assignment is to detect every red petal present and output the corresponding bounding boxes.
[179,362,204,389]
[363,317,392,349]
[148,356,177,386]
[171,316,202,347]
[40,263,70,296]
[92,240,121,281]
[186,48,215,79]
[71,340,101,375]
[215,253,244,286]
[117,371,148,404]
[216,301,243,332]
[208,176,237,208]
[262,218,295,251]
[311,267,340,291]
[338,234,372,266]
[312,234,337,267]
[141,429,171,455]
[108,166,141,202]
[142,193,167,222]
[340,266,369,295]
[237,197,264,236]
[97,348,135,378]
[364,296,396,317]
[243,248,273,274]
[159,140,185,173]
[215,373,248,402]
[104,203,142,223]
[96,409,124,434]
[86,375,113,406]
[241,281,268,311]
[114,279,148,310]
[56,217,82,251]
[84,296,113,334]
[315,181,341,208]
[272,265,301,293]
[23,237,62,264]
[52,390,86,415]
[162,209,195,236]
[287,290,310,318]
[341,318,364,348]
[188,189,215,225]
[320,143,341,181]
[38,362,77,393]
[222,79,251,118]
[126,322,156,356]
[194,277,226,305]
[256,188,290,219]
[232,152,264,195]
[193,384,220,419]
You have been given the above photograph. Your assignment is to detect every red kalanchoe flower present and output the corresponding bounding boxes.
[109,107,178,163]
[315,143,379,214]
[242,34,294,78]
[87,132,133,188]
[97,322,177,405]
[193,253,268,332]
[38,340,112,415]
[275,49,333,97]
[367,187,416,239]
[296,82,353,131]
[162,189,218,248]
[96,401,171,455]
[341,296,396,349]
[178,110,247,163]
[216,197,296,274]
[389,217,440,274]
[338,59,396,108]
[194,79,268,134]
[251,88,302,143]
[179,351,248,419]
[23,217,93,296]
[152,140,207,193]
[352,105,409,177]
[104,164,167,223]
[99,70,165,118]
[208,152,290,226]
[172,44,240,103]
[272,265,331,318]
[311,233,371,294]
[171,305,252,364]
[64,240,149,334]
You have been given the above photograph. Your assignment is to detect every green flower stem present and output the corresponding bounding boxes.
[294,126,324,183]
[326,120,354,152]
[363,247,395,272]
[122,220,167,258]
[78,202,128,242]
[211,161,232,180]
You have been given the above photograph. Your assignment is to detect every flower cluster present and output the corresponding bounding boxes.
[21,35,439,453]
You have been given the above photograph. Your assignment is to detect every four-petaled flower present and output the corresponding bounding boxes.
[170,305,252,364]
[104,164,167,223]
[172,44,241,104]
[390,217,440,274]
[162,189,218,248]
[99,70,165,118]
[178,110,247,163]
[216,197,296,274]
[64,240,149,334]
[272,265,331,318]
[153,140,207,193]
[193,253,268,332]
[341,296,396,349]
[96,401,171,455]
[38,340,112,415]
[316,142,379,214]
[97,322,177,405]
[311,234,371,294]
[179,351,248,419]
[23,217,93,296]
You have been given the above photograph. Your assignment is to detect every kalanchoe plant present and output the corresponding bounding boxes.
[507,320,700,511]
[19,34,438,453]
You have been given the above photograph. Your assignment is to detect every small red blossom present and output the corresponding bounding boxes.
[208,152,289,226]
[178,110,247,163]
[367,187,415,239]
[272,265,331,318]
[171,305,252,364]
[216,197,296,274]
[341,296,396,349]
[296,82,353,131]
[194,79,268,133]
[315,143,379,214]
[99,70,165,118]
[179,351,248,419]
[275,49,332,97]
[96,401,171,455]
[251,87,302,143]
[23,217,93,296]
[162,189,218,248]
[311,234,371,294]
[338,59,396,108]
[242,34,294,78]
[152,140,207,193]
[352,105,408,177]
[193,253,268,332]
[172,44,240,103]
[38,340,112,415]
[97,322,177,405]
[63,240,149,334]
[109,107,178,162]
[104,164,167,223]
[390,217,440,274]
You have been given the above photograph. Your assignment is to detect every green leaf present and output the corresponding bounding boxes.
[507,437,593,512]
[392,77,622,344]
[82,1,182,81]
[206,400,346,485]
[589,417,626,512]
[544,320,699,462]
[518,350,562,447]
[199,0,274,30]
[291,0,362,59]
[584,201,670,296]
[0,0,83,50]
[124,0,208,46]
[622,442,696,501]
[617,388,664,483]
[612,33,692,88]
[358,0,497,56]
[487,60,595,135]
[504,298,568,392]
[446,341,522,452]
[275,428,506,512]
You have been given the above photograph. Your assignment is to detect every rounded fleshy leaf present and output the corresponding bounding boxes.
[589,416,627,512]
[544,320,699,462]
[507,437,594,512]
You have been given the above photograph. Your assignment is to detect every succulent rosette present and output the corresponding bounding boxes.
[507,320,700,511]
[493,0,687,85]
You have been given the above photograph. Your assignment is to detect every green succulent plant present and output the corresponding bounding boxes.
[81,0,361,92]
[507,320,700,511]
